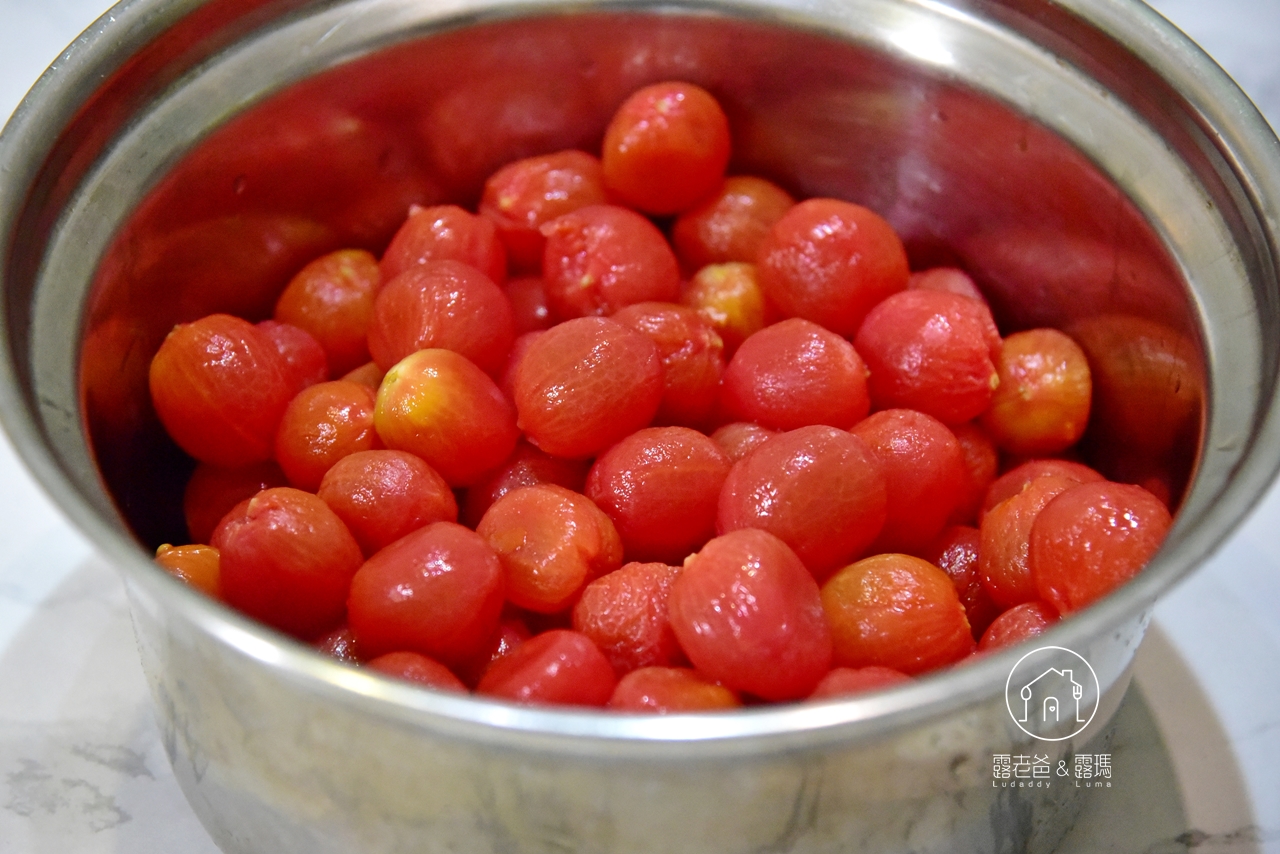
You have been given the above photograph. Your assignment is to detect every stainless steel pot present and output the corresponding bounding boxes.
[1,0,1278,851]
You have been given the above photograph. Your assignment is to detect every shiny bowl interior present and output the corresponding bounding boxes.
[2,0,1279,851]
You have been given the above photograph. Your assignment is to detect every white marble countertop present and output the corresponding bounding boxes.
[0,1,1277,852]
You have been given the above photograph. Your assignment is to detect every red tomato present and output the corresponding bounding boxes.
[757,198,908,337]
[668,529,832,701]
[347,521,505,665]
[149,314,295,467]
[212,487,364,640]
[1030,482,1171,613]
[475,629,617,708]
[601,81,731,215]
[821,553,975,674]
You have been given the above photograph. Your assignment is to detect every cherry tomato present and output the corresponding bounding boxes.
[212,487,364,640]
[154,543,221,599]
[183,460,287,544]
[475,629,617,707]
[809,666,911,700]
[541,204,681,318]
[274,248,380,376]
[512,317,663,458]
[380,203,507,285]
[981,328,1092,456]
[611,302,726,429]
[367,651,468,693]
[821,553,975,674]
[317,449,458,556]
[374,349,519,487]
[573,561,684,675]
[757,198,908,337]
[586,427,731,564]
[721,318,871,431]
[149,314,295,467]
[672,175,795,271]
[274,380,380,491]
[668,529,832,701]
[601,81,731,215]
[479,150,608,273]
[854,289,1001,425]
[1030,481,1171,613]
[347,521,505,665]
[977,601,1059,653]
[608,667,740,713]
[718,426,887,579]
[476,484,623,614]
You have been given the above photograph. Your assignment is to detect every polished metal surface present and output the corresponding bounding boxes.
[0,0,1278,851]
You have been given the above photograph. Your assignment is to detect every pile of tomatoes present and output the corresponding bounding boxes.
[150,81,1173,712]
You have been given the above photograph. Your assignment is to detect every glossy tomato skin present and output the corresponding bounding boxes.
[475,629,617,708]
[512,317,663,459]
[274,248,380,376]
[709,422,776,462]
[374,349,519,487]
[479,150,608,273]
[720,318,871,431]
[757,198,908,337]
[455,615,532,688]
[668,529,832,701]
[907,267,986,303]
[367,259,516,376]
[476,484,623,614]
[821,553,975,675]
[212,487,364,640]
[347,521,505,665]
[601,81,731,216]
[977,601,1059,653]
[925,524,1001,639]
[149,313,296,467]
[981,459,1104,522]
[154,543,221,599]
[854,289,1001,425]
[586,427,732,564]
[183,460,287,544]
[314,624,363,664]
[541,204,681,319]
[379,203,507,285]
[672,175,795,271]
[949,422,1000,526]
[718,426,887,580]
[342,361,384,389]
[981,328,1092,457]
[979,475,1078,608]
[1030,481,1171,613]
[274,380,381,491]
[851,409,967,556]
[367,651,468,693]
[461,439,591,528]
[257,320,329,393]
[608,667,740,713]
[317,449,458,556]
[611,302,726,429]
[504,276,555,333]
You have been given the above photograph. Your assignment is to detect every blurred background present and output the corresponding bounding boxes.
[0,1,1275,852]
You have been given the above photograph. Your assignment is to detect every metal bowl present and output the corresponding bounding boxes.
[2,0,1278,851]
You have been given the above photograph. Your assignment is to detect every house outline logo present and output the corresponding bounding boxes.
[1005,646,1100,741]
